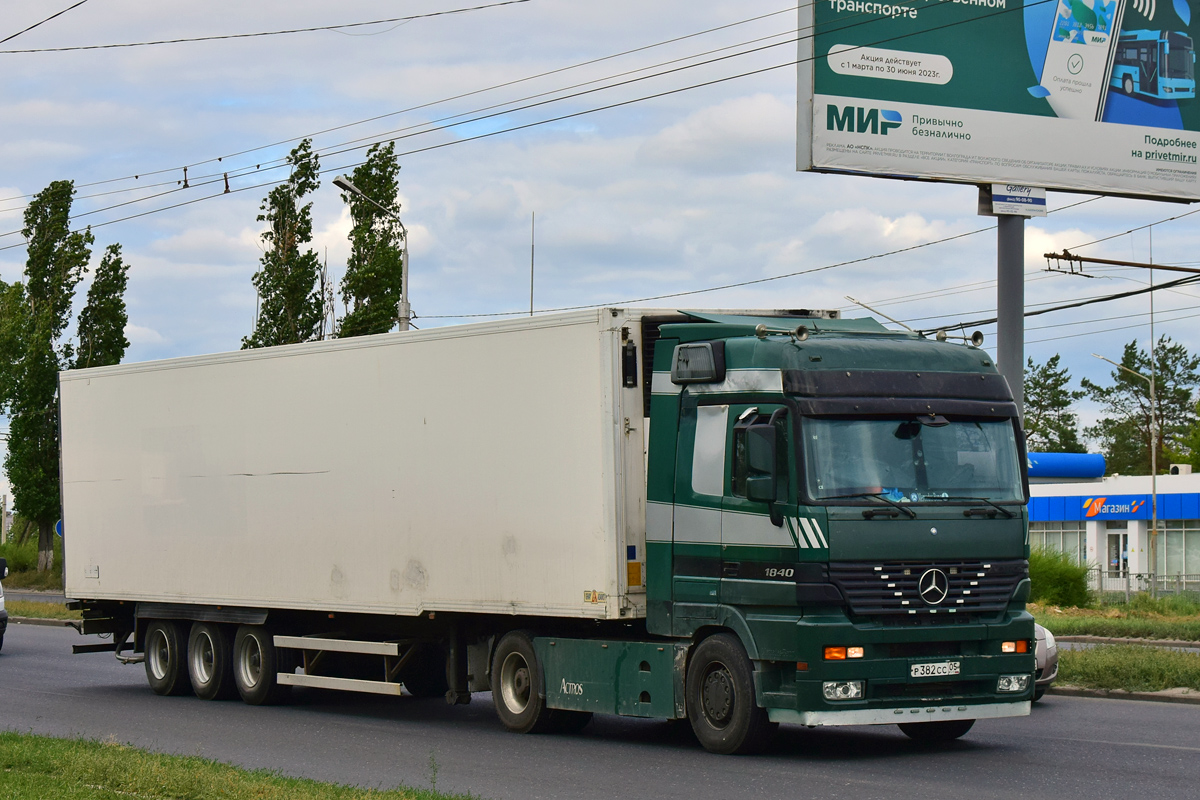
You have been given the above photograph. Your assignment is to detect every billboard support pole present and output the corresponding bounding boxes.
[996,214,1025,420]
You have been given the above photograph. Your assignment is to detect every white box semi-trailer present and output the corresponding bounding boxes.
[61,309,648,622]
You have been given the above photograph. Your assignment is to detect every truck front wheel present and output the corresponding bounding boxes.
[686,633,776,754]
[898,719,975,743]
[491,631,553,733]
[233,625,292,706]
[144,620,192,696]
[188,622,236,700]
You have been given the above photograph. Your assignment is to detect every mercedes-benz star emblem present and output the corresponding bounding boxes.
[918,568,949,605]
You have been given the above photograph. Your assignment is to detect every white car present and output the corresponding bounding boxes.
[1034,623,1058,701]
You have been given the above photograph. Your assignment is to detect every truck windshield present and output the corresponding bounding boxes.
[802,417,1023,505]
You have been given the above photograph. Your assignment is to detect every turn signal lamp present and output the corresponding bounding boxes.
[1001,641,1029,653]
[824,646,864,660]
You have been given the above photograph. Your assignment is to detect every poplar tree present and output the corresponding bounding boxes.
[1,180,93,571]
[338,142,405,338]
[243,139,323,348]
[75,244,130,369]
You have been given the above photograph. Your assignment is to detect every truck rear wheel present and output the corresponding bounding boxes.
[144,620,192,696]
[188,622,236,700]
[233,625,291,705]
[898,719,975,743]
[491,630,553,733]
[686,633,776,755]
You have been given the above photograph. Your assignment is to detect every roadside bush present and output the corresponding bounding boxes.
[1029,546,1090,607]
[0,528,63,575]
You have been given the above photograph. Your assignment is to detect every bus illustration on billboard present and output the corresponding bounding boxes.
[1110,30,1197,99]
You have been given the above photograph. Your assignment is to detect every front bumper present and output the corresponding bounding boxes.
[770,699,1029,726]
[754,610,1037,723]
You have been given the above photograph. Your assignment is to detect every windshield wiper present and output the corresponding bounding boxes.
[931,495,1016,519]
[820,492,917,519]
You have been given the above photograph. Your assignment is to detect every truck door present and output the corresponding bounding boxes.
[671,400,727,610]
[721,405,799,597]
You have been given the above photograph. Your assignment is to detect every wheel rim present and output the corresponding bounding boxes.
[499,651,531,714]
[238,634,264,690]
[192,630,215,685]
[148,629,171,681]
[699,662,734,728]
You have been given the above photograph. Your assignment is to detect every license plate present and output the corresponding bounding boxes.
[911,661,961,678]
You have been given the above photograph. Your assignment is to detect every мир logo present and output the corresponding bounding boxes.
[826,104,902,135]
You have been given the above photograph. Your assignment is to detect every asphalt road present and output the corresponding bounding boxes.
[3,624,1200,800]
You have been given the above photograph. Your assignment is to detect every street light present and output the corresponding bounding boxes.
[332,175,411,332]
[1093,352,1159,588]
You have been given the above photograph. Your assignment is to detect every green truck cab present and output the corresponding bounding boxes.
[610,312,1033,752]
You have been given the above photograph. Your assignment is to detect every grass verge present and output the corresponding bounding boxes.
[1031,602,1200,642]
[0,732,476,800]
[1058,645,1200,692]
[0,569,65,591]
[3,599,80,620]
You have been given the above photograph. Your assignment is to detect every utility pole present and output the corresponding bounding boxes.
[530,211,535,317]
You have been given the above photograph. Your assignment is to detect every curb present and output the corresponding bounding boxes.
[8,616,76,627]
[1057,635,1200,648]
[1047,685,1200,705]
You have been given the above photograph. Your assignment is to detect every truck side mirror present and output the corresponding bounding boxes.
[0,556,7,579]
[744,424,777,504]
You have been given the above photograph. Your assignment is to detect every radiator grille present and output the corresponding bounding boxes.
[828,559,1027,621]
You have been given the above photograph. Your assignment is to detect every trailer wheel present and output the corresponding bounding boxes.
[1124,75,1135,95]
[400,643,450,698]
[898,719,975,743]
[685,633,776,755]
[491,631,553,733]
[144,620,193,696]
[188,622,237,700]
[233,625,292,706]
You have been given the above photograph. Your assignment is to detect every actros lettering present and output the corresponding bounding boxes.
[561,678,584,695]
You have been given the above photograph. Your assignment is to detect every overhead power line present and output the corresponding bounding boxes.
[0,0,90,46]
[916,274,1200,335]
[0,0,530,54]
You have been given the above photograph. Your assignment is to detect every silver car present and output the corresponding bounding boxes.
[1034,623,1058,701]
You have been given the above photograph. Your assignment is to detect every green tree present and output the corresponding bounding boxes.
[1081,337,1200,475]
[338,142,405,338]
[75,244,130,369]
[1,180,93,570]
[243,139,323,349]
[1023,354,1086,452]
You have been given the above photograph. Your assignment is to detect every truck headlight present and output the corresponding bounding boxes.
[823,681,864,700]
[997,674,1030,693]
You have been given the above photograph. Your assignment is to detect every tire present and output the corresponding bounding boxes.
[233,625,292,706]
[188,622,237,700]
[400,643,450,698]
[685,633,777,755]
[490,630,554,734]
[1124,75,1135,96]
[144,620,193,696]
[0,634,5,653]
[898,719,975,743]
[1033,687,1046,702]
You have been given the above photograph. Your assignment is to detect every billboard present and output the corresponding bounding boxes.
[797,0,1200,200]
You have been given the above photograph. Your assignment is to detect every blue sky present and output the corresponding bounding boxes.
[0,0,1197,473]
